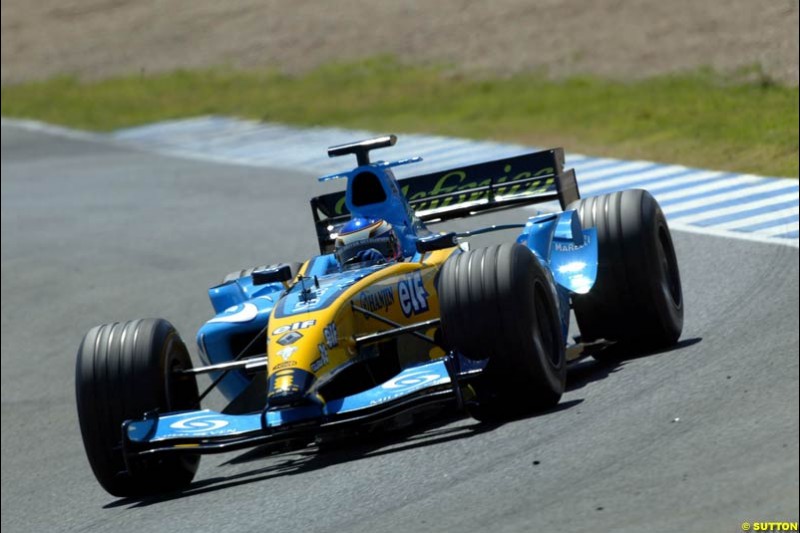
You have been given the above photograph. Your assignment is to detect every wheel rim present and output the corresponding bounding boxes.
[657,224,682,307]
[164,343,202,473]
[532,281,560,367]
[164,339,199,412]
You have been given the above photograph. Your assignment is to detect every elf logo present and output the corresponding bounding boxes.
[272,320,316,336]
[398,272,429,317]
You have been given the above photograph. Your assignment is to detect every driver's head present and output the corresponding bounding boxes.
[334,218,403,267]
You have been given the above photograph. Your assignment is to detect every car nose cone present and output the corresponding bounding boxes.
[267,368,316,406]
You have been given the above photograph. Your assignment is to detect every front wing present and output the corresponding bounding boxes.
[123,357,485,460]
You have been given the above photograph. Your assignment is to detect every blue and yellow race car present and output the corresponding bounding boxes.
[75,136,683,497]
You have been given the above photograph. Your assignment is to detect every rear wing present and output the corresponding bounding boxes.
[310,148,580,253]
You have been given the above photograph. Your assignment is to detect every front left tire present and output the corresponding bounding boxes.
[75,318,200,497]
[438,243,566,420]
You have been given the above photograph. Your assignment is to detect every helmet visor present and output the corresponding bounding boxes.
[335,236,398,267]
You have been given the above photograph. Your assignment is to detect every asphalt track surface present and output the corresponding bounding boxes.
[2,124,798,533]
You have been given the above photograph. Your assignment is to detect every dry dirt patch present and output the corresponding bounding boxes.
[2,0,798,85]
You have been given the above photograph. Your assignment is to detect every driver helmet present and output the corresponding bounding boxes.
[334,218,403,267]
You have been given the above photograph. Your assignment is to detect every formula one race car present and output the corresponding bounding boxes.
[76,135,683,497]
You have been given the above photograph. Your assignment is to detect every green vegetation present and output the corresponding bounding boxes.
[2,58,797,176]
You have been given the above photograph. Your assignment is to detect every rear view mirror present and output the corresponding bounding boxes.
[416,233,458,253]
[252,264,293,286]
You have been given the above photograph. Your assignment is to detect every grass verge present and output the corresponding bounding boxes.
[2,58,797,177]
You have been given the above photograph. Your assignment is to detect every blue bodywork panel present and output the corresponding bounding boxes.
[198,275,284,399]
[518,210,598,294]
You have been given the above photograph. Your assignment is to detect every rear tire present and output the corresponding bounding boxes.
[75,318,200,497]
[439,243,566,421]
[569,189,683,356]
[222,262,302,284]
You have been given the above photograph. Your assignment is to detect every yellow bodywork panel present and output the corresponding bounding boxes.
[265,247,457,388]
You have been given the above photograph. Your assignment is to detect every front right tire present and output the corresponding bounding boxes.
[568,189,683,355]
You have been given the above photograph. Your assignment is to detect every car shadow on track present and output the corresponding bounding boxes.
[103,399,583,509]
[566,337,703,392]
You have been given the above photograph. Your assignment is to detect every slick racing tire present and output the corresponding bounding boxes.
[75,318,200,497]
[568,189,683,357]
[222,262,303,284]
[439,243,566,420]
